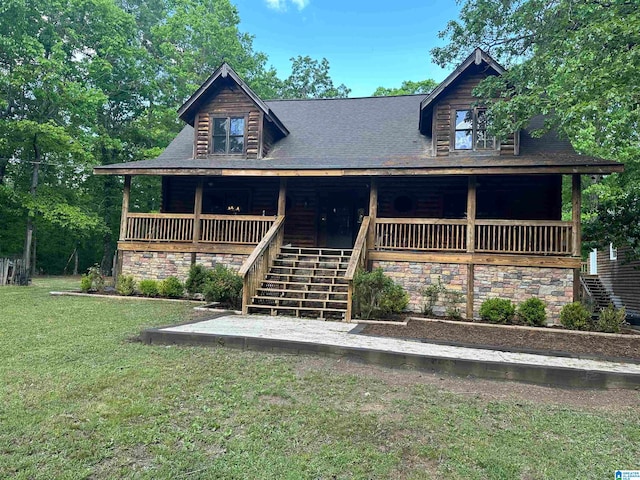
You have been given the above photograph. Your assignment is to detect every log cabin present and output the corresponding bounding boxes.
[94,48,623,323]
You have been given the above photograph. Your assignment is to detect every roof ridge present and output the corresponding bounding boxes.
[265,93,427,103]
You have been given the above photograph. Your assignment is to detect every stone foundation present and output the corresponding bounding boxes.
[473,265,573,324]
[372,260,573,324]
[120,250,249,282]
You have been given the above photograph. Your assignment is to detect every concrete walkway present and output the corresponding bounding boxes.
[143,315,640,389]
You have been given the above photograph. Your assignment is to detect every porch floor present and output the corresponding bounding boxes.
[143,315,640,389]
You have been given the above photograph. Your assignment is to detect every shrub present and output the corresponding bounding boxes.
[80,264,105,293]
[138,279,159,297]
[421,278,444,316]
[202,265,243,309]
[353,268,409,319]
[559,302,592,330]
[80,275,92,293]
[517,297,547,326]
[159,276,184,298]
[596,304,626,333]
[444,289,464,320]
[479,298,516,324]
[116,275,136,296]
[185,264,213,295]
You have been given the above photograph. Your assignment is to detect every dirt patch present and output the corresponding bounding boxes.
[361,318,640,361]
[294,356,640,410]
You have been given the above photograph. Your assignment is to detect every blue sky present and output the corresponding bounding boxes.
[234,0,461,97]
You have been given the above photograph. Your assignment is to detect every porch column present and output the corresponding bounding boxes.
[466,175,477,320]
[367,177,378,251]
[119,175,131,241]
[193,179,204,243]
[572,174,582,301]
[278,178,287,216]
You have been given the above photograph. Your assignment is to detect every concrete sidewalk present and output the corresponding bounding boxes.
[142,315,640,389]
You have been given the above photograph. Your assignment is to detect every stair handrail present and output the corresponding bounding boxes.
[344,216,371,322]
[579,274,594,305]
[239,215,285,314]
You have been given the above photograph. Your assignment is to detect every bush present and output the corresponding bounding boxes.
[421,278,444,316]
[596,304,626,333]
[138,279,159,297]
[353,268,409,319]
[116,275,136,296]
[158,276,184,298]
[444,290,464,320]
[185,264,213,295]
[517,297,547,326]
[559,302,592,330]
[202,265,243,309]
[479,298,516,324]
[80,275,92,293]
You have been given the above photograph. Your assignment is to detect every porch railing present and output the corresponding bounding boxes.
[374,218,573,255]
[375,218,467,252]
[344,216,371,322]
[475,220,573,255]
[123,213,276,244]
[238,215,285,314]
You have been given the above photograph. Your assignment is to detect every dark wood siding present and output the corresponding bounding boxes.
[194,80,262,159]
[378,177,467,218]
[433,65,516,157]
[596,246,640,317]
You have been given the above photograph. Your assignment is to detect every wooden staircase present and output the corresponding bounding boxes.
[247,246,352,320]
[582,275,614,311]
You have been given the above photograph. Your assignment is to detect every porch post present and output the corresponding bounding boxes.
[367,177,378,253]
[119,175,131,241]
[278,178,287,216]
[193,179,204,243]
[466,175,477,320]
[572,174,582,301]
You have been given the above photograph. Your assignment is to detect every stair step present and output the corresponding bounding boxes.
[273,259,349,269]
[265,273,348,283]
[252,296,348,307]
[257,288,348,299]
[270,266,347,276]
[281,246,353,256]
[248,304,346,319]
[259,280,348,292]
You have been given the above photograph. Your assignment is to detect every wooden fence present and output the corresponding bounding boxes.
[375,218,467,251]
[0,258,28,286]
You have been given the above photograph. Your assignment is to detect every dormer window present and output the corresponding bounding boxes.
[453,108,496,151]
[212,116,245,154]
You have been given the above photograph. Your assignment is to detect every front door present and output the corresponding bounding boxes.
[318,193,358,248]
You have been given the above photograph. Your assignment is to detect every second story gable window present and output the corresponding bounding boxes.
[212,116,245,154]
[453,108,496,151]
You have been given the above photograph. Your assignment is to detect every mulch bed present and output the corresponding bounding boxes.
[361,318,640,361]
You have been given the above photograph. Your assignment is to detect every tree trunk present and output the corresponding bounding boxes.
[23,135,40,275]
[74,248,79,275]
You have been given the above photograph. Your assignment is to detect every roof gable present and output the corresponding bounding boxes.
[177,63,289,136]
[419,48,505,135]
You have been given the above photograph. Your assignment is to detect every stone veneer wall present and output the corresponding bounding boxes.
[372,261,468,317]
[120,251,249,282]
[473,265,573,324]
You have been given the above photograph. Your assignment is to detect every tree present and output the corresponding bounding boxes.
[372,79,438,97]
[433,0,640,260]
[279,56,350,99]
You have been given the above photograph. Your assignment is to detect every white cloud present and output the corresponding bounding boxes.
[265,0,309,11]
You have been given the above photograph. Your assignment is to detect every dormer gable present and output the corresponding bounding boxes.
[177,63,288,159]
[419,48,518,156]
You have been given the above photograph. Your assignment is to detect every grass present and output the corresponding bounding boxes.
[0,277,638,479]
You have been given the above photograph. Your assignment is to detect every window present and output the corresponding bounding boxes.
[609,243,618,261]
[212,116,245,154]
[453,108,496,151]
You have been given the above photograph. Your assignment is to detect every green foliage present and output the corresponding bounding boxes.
[202,265,243,309]
[517,298,547,327]
[185,264,213,295]
[116,275,136,296]
[559,302,592,331]
[279,56,350,99]
[596,305,626,334]
[373,79,438,96]
[80,275,92,293]
[138,279,160,297]
[444,290,464,320]
[421,278,445,316]
[479,298,516,324]
[353,268,409,319]
[158,276,184,298]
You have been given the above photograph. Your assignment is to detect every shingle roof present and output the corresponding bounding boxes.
[95,95,622,175]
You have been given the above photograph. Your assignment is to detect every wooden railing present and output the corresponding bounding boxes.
[475,220,573,255]
[375,218,467,252]
[125,213,194,242]
[123,213,276,245]
[200,215,275,244]
[238,216,285,314]
[344,217,371,322]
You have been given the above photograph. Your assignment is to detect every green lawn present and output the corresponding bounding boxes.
[1,277,638,479]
